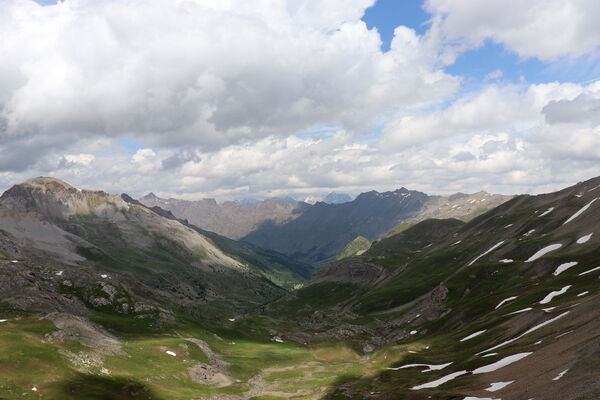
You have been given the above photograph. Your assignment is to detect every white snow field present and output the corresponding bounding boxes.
[576,233,593,244]
[506,307,533,315]
[473,352,532,374]
[563,198,598,225]
[579,266,600,276]
[468,241,505,266]
[463,397,499,400]
[478,311,570,354]
[538,207,554,217]
[540,286,571,304]
[495,296,517,309]
[553,262,578,276]
[460,330,486,342]
[410,370,468,390]
[525,243,562,262]
[485,381,514,392]
[387,362,452,372]
[553,369,569,381]
[577,291,589,297]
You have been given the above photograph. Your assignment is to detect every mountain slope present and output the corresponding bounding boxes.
[140,188,511,268]
[336,235,371,260]
[261,176,600,399]
[243,188,511,266]
[140,193,308,240]
[0,177,299,321]
[243,188,429,266]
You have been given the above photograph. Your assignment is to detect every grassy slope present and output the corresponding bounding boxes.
[336,236,371,260]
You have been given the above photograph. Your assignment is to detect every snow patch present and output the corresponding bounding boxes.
[540,286,571,304]
[473,352,532,374]
[100,274,108,279]
[563,198,598,225]
[504,224,513,228]
[576,233,593,244]
[482,353,498,358]
[272,336,284,343]
[388,362,452,372]
[0,319,7,323]
[588,184,600,192]
[451,240,461,246]
[499,259,513,263]
[556,330,573,339]
[542,307,557,313]
[460,330,486,342]
[538,207,554,217]
[506,307,532,315]
[468,241,505,266]
[165,350,177,357]
[228,318,235,322]
[463,397,499,400]
[55,270,63,276]
[485,381,515,392]
[478,312,570,354]
[579,266,600,276]
[525,243,562,262]
[524,229,535,236]
[410,330,418,335]
[552,369,568,381]
[410,370,468,390]
[577,291,589,297]
[553,262,578,276]
[495,296,517,309]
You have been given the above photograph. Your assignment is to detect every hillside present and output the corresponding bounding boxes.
[140,193,308,240]
[243,188,512,266]
[336,236,371,260]
[0,177,308,319]
[260,175,600,399]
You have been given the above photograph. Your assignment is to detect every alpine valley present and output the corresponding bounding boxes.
[1,176,599,400]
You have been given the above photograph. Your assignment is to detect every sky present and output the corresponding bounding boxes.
[1,0,600,201]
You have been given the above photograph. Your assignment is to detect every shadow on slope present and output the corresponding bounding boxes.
[47,374,164,400]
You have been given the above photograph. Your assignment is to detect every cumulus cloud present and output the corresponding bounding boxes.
[1,1,600,199]
[543,93,600,125]
[425,0,600,61]
[0,0,457,171]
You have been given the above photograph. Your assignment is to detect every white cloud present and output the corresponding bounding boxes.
[0,0,457,169]
[1,1,600,200]
[425,0,600,61]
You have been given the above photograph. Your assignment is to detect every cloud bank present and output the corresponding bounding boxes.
[1,0,600,199]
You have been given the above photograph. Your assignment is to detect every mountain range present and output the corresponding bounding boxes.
[142,187,512,266]
[0,176,598,399]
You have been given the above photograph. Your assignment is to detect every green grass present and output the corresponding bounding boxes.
[385,222,414,238]
[336,236,371,260]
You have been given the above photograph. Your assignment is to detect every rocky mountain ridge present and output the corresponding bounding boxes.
[141,186,511,267]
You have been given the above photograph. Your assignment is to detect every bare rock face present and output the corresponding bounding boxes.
[45,312,124,356]
[187,363,233,387]
[310,259,383,285]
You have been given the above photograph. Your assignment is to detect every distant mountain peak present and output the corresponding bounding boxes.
[324,192,352,204]
[143,192,159,200]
